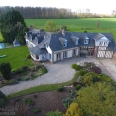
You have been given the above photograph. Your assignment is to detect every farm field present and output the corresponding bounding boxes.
[0,46,33,69]
[25,18,116,41]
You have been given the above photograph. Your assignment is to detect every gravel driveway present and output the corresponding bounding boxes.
[0,57,114,96]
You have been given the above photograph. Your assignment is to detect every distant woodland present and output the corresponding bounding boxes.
[0,6,116,19]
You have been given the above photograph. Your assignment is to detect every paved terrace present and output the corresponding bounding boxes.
[0,57,116,96]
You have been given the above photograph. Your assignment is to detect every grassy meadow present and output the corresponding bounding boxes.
[0,46,33,69]
[25,18,116,41]
[0,32,4,42]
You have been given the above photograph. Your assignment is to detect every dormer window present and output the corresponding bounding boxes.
[63,40,67,47]
[71,36,79,45]
[59,37,67,47]
[84,36,89,44]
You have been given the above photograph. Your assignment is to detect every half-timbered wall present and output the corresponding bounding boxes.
[97,50,113,58]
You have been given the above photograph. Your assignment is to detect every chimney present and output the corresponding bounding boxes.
[61,29,65,36]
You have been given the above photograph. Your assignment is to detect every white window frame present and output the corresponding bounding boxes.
[63,52,67,58]
[57,53,61,60]
[84,39,89,44]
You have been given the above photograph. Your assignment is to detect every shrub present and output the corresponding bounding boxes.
[26,54,31,59]
[41,67,48,74]
[22,98,34,106]
[0,91,7,107]
[79,70,87,76]
[71,64,77,69]
[34,109,40,113]
[15,68,23,74]
[97,74,113,82]
[75,84,82,91]
[91,66,101,74]
[75,65,82,71]
[46,110,62,116]
[81,72,98,86]
[22,65,28,70]
[0,62,12,80]
[62,90,77,108]
[56,85,63,92]
[63,103,83,116]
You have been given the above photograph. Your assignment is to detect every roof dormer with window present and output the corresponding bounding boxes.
[93,33,110,47]
[59,37,67,47]
[71,36,79,45]
[84,36,89,44]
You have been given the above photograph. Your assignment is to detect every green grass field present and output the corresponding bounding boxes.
[0,46,33,69]
[0,32,4,42]
[25,18,116,41]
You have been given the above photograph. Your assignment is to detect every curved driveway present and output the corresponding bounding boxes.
[0,57,115,96]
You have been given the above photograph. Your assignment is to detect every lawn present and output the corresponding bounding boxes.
[25,18,116,41]
[0,46,33,69]
[0,32,4,42]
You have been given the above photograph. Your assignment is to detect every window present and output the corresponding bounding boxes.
[57,53,60,60]
[49,54,51,60]
[36,55,39,59]
[84,39,89,44]
[73,49,76,56]
[63,52,67,58]
[63,40,67,47]
[42,54,45,59]
[75,39,78,45]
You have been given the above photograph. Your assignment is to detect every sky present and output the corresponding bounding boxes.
[1,0,116,14]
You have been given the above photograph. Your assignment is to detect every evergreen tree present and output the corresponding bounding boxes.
[0,63,12,80]
[0,9,27,44]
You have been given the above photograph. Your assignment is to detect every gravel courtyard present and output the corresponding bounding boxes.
[0,57,116,96]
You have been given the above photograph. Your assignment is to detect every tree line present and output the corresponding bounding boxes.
[0,6,74,19]
[0,6,115,19]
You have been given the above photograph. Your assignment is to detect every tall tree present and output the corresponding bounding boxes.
[0,9,26,44]
[45,20,56,32]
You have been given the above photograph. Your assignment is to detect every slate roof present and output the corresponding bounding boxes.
[49,32,115,52]
[13,39,20,45]
[29,47,48,55]
[93,33,105,40]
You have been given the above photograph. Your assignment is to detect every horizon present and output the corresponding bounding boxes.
[0,0,116,15]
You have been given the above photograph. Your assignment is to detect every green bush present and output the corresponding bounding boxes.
[0,62,12,80]
[56,85,63,92]
[26,54,31,59]
[22,65,28,70]
[79,70,87,76]
[0,91,7,107]
[34,109,40,113]
[75,65,81,71]
[46,110,62,116]
[71,64,77,69]
[97,74,113,82]
[22,98,34,106]
[75,84,82,91]
[41,67,48,74]
[15,68,23,74]
[81,72,98,86]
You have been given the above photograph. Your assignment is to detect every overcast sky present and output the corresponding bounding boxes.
[1,0,116,14]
